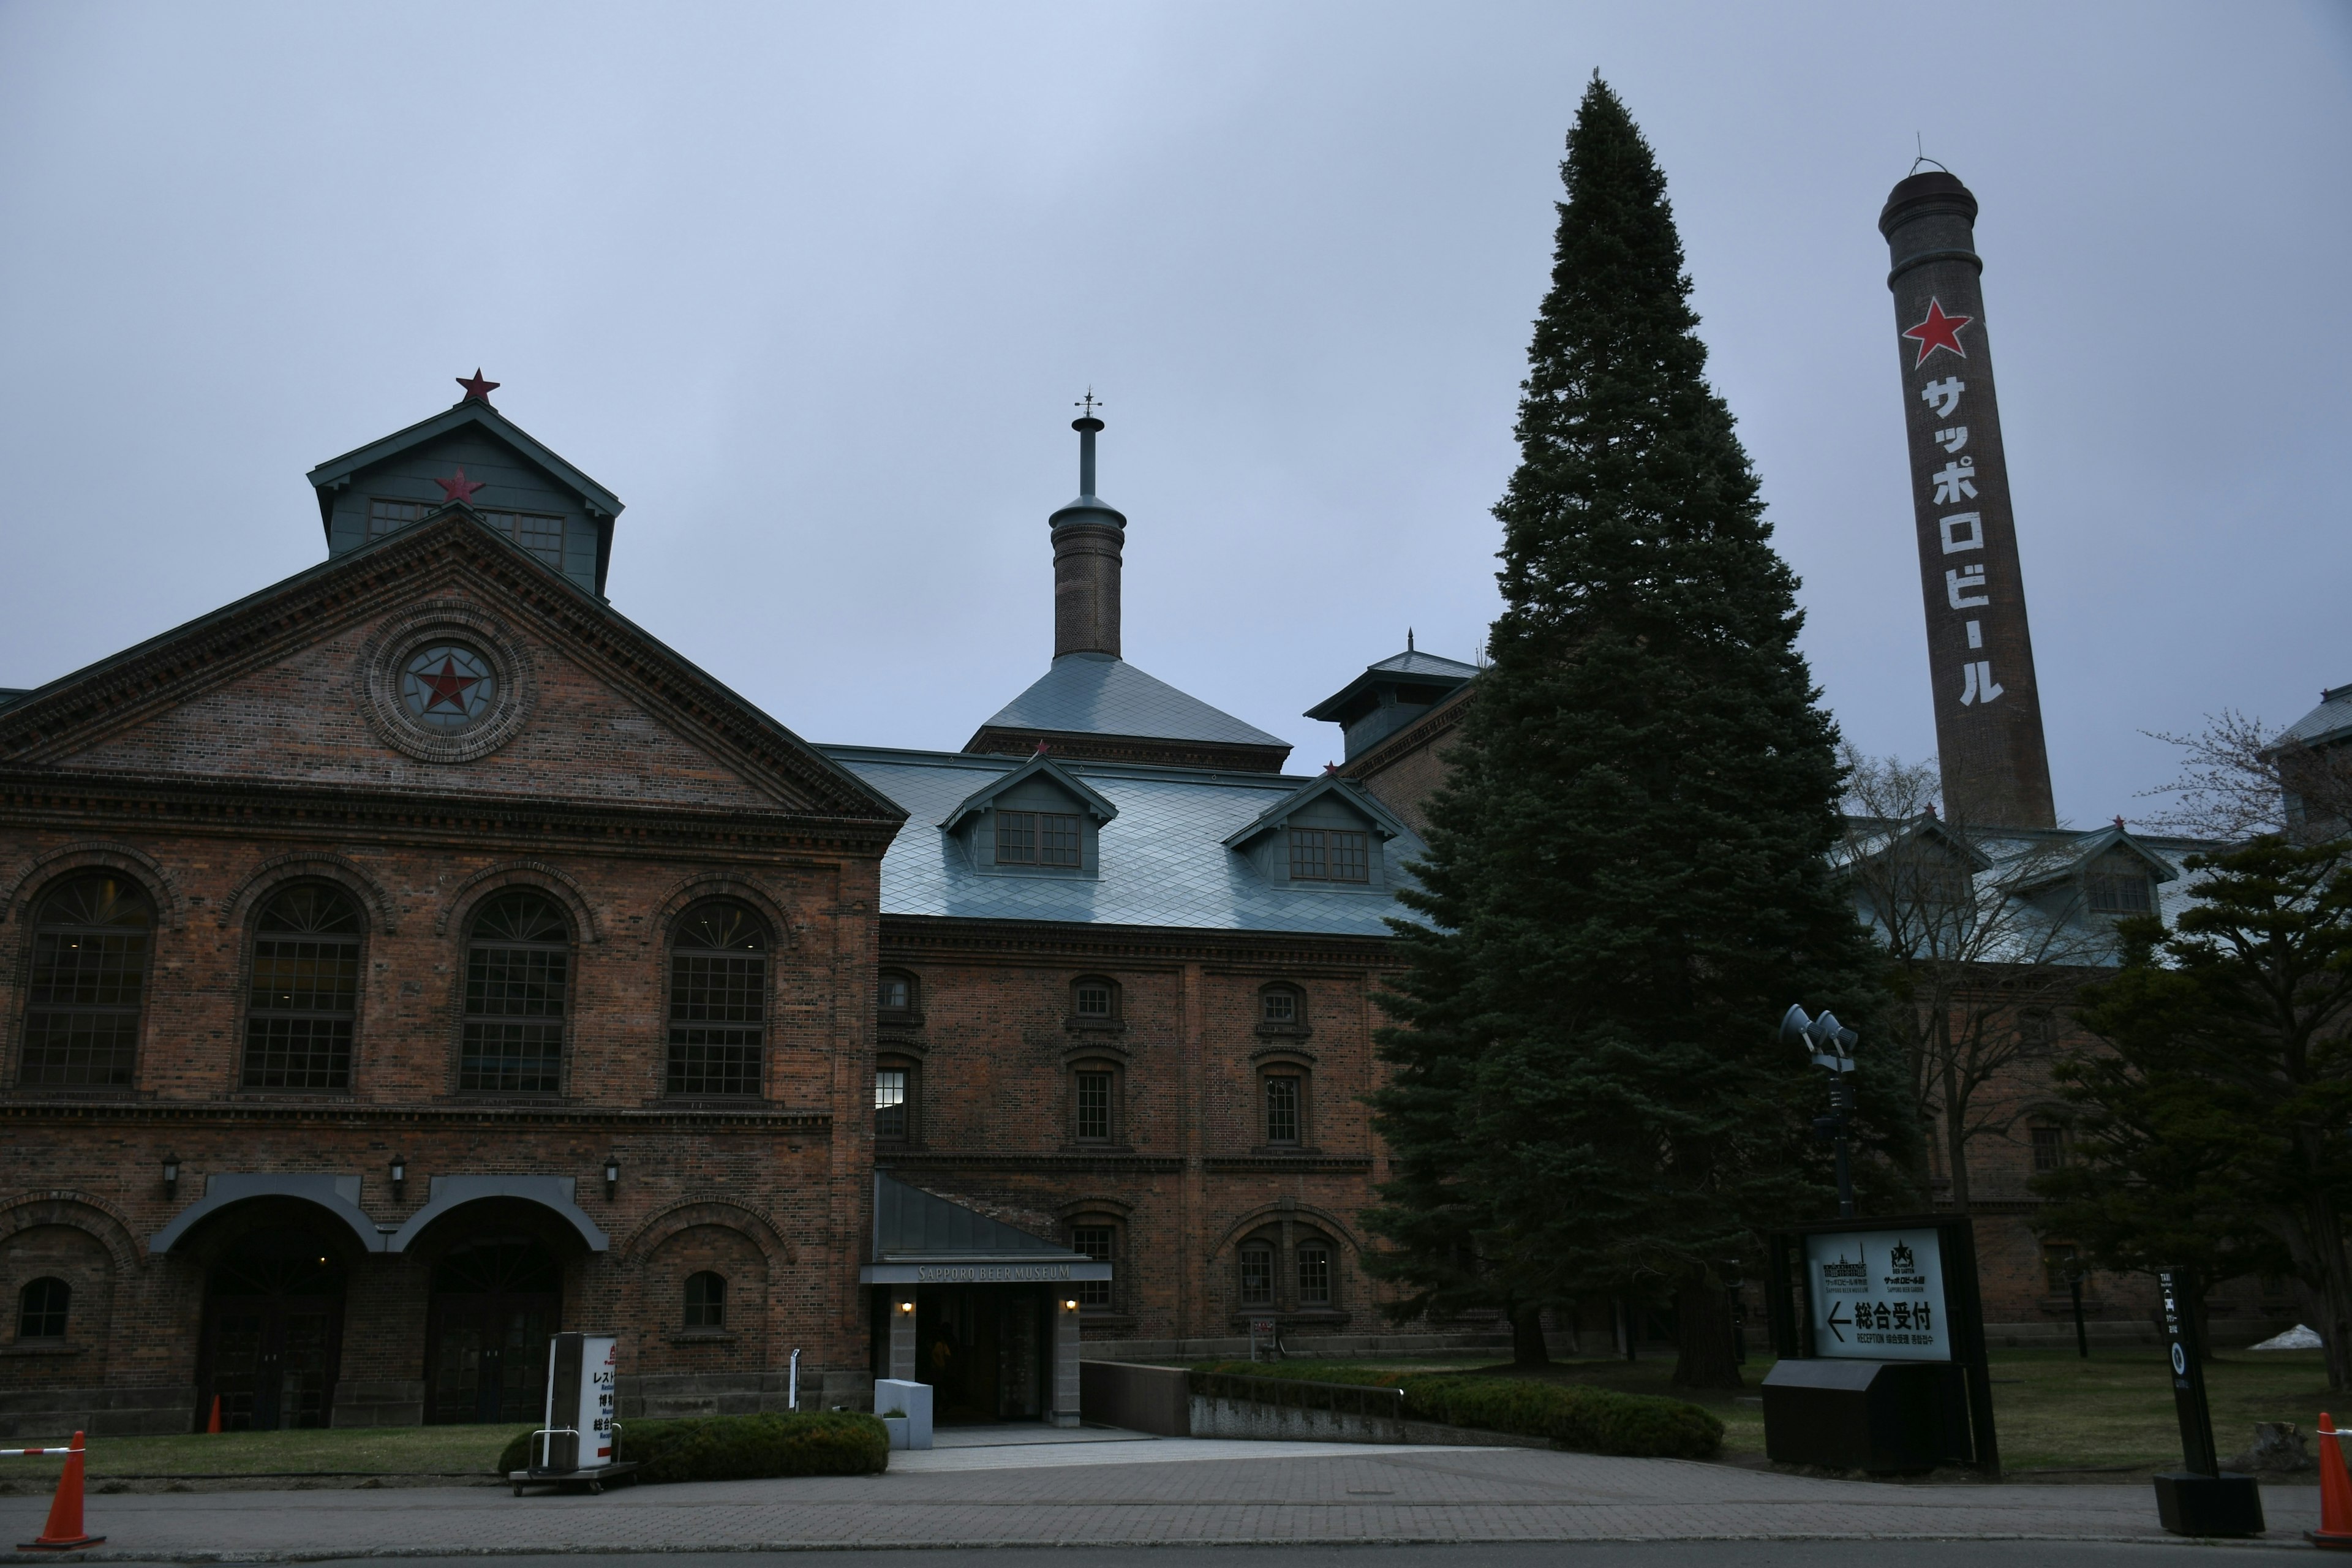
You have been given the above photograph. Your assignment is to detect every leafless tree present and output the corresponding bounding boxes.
[2138,707,2352,843]
[1840,747,2115,1213]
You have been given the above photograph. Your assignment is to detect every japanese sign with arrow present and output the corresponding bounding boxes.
[1805,1228,1953,1362]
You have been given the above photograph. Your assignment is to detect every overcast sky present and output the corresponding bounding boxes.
[2,2,2346,826]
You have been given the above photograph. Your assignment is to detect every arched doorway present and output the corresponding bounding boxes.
[425,1238,562,1424]
[196,1232,347,1430]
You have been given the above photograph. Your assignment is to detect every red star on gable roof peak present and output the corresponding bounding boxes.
[456,369,500,403]
[434,466,486,504]
[1901,299,1973,368]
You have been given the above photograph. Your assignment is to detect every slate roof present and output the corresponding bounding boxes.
[1303,647,1480,723]
[2277,684,2352,751]
[979,652,1286,748]
[305,399,624,529]
[872,1174,1085,1261]
[820,744,1424,935]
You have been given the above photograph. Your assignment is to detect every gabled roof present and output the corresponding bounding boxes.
[978,652,1285,750]
[2007,822,2181,895]
[1831,812,1997,875]
[1303,647,1481,723]
[938,751,1118,832]
[1221,771,1408,851]
[2277,683,2352,752]
[870,1173,1086,1261]
[305,399,624,530]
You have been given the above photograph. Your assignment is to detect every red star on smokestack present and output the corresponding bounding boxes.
[1901,299,1973,368]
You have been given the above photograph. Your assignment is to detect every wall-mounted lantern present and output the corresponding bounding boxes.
[390,1156,407,1199]
[1063,1298,1079,1312]
[898,1298,915,1315]
[603,1155,621,1200]
[161,1153,181,1199]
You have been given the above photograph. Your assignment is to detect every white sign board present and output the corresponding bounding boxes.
[1804,1229,1951,1362]
[576,1334,618,1467]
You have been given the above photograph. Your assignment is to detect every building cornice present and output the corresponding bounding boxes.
[878,1151,1185,1174]
[0,1098,833,1133]
[878,913,1402,970]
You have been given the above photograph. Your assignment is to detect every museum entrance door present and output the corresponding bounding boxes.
[424,1239,562,1424]
[196,1232,347,1431]
[916,1285,1044,1422]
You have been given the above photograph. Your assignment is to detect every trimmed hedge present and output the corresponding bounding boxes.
[1193,1361,1722,1460]
[496,1411,888,1483]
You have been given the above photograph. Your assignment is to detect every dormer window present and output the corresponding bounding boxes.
[1289,827,1369,883]
[368,499,427,539]
[998,810,1080,867]
[2086,852,2154,916]
[483,510,565,570]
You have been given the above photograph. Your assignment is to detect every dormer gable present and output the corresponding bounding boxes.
[2008,824,2179,921]
[307,389,624,600]
[1834,812,1997,947]
[1223,773,1404,891]
[940,753,1117,877]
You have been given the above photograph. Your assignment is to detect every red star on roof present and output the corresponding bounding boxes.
[434,466,485,503]
[456,368,500,403]
[1901,299,1973,368]
[415,657,483,713]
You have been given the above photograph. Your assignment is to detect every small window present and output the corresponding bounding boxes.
[1072,978,1117,1022]
[2041,1244,2082,1295]
[875,1066,911,1141]
[1071,1224,1114,1309]
[1075,1069,1114,1142]
[878,971,916,1015]
[1261,987,1299,1026]
[17,1277,69,1341]
[2018,1009,2057,1058]
[998,810,1080,867]
[2030,1124,2067,1173]
[1239,1245,1273,1306]
[1265,1074,1303,1145]
[1289,827,1370,883]
[480,510,565,571]
[1296,1243,1332,1306]
[684,1270,726,1330]
[668,901,767,1098]
[367,498,428,539]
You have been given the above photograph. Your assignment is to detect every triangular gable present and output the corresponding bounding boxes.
[1222,772,1406,851]
[870,1173,1085,1261]
[1832,812,1997,876]
[938,752,1118,833]
[307,399,623,524]
[2008,824,2181,894]
[0,511,904,827]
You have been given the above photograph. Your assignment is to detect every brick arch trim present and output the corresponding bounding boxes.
[1057,1194,1134,1219]
[1211,1202,1362,1257]
[0,842,186,929]
[619,1198,797,1267]
[650,873,802,949]
[435,860,602,943]
[0,1192,144,1276]
[220,853,400,936]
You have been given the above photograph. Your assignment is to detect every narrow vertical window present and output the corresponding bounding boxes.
[17,1278,69,1340]
[684,1272,726,1330]
[20,876,153,1088]
[1074,1070,1113,1142]
[242,884,363,1090]
[668,902,767,1097]
[1296,1244,1332,1306]
[2030,1125,2067,1172]
[1239,1246,1273,1307]
[459,891,570,1093]
[1265,1075,1302,1145]
[1071,1225,1114,1309]
[875,1067,910,1140]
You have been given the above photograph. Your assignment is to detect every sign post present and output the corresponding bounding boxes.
[2151,1266,2264,1537]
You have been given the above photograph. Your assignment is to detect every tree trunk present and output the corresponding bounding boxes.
[1939,1023,1973,1213]
[1671,1280,1743,1390]
[1511,1303,1551,1368]
[2304,1167,2352,1392]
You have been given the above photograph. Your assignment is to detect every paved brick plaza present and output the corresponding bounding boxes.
[0,1440,2318,1559]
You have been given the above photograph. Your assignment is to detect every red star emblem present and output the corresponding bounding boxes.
[1901,299,1973,368]
[414,657,483,713]
[434,466,486,503]
[456,368,500,402]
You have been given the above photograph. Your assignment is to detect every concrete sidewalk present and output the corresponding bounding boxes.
[1,1441,2318,1559]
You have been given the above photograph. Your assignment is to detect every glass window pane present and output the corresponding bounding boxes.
[1040,813,1080,867]
[1240,1248,1272,1306]
[997,812,1036,864]
[1072,1225,1113,1308]
[459,892,568,1093]
[668,903,765,1096]
[21,876,153,1088]
[243,885,361,1091]
[1297,1245,1331,1305]
[1075,983,1112,1019]
[1262,990,1295,1023]
[1076,1071,1112,1140]
[1289,828,1326,880]
[875,1068,908,1140]
[1266,1076,1300,1144]
[1329,832,1370,883]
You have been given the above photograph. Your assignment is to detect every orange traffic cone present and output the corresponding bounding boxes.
[17,1430,104,1551]
[2314,1412,2352,1550]
[207,1395,222,1434]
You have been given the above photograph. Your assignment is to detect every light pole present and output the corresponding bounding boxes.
[1781,1005,1859,1219]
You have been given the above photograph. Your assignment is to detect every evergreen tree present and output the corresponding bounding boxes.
[1365,77,1894,1387]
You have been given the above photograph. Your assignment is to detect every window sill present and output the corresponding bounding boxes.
[878,1011,925,1030]
[442,1092,568,1106]
[1250,1145,1321,1156]
[658,1095,768,1110]
[1061,1143,1136,1155]
[228,1090,359,1102]
[1,1343,84,1357]
[668,1331,739,1345]
[1254,1023,1313,1041]
[1064,1019,1128,1036]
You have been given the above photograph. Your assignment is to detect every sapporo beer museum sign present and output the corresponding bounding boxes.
[1804,1228,1951,1360]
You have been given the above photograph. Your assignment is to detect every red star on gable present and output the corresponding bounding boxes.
[1901,299,1973,368]
[434,466,486,503]
[415,657,483,712]
[456,368,500,402]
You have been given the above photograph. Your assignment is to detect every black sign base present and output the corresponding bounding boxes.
[2152,1472,2264,1538]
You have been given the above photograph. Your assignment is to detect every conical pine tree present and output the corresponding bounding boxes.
[1366,77,1895,1387]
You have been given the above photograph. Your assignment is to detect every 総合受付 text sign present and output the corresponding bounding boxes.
[1804,1229,1951,1361]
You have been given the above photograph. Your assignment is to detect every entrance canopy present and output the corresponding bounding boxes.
[859,1174,1108,1286]
[150,1172,385,1254]
[387,1175,608,1253]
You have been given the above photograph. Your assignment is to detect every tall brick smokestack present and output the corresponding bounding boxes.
[1880,170,2057,829]
[1050,410,1126,660]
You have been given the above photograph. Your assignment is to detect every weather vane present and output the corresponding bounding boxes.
[1075,388,1103,418]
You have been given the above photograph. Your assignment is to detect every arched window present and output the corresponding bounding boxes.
[20,875,154,1088]
[243,884,364,1090]
[459,891,571,1094]
[684,1271,726,1330]
[1262,1066,1310,1147]
[668,902,767,1098]
[17,1277,69,1341]
[878,970,919,1020]
[1070,1059,1123,1145]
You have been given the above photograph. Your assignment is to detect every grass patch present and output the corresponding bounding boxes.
[5,1423,536,1481]
[496,1411,886,1483]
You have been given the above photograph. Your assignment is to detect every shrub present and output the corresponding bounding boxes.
[496,1411,888,1483]
[1191,1361,1721,1460]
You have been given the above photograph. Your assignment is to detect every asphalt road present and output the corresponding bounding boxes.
[92,1547,2298,1567]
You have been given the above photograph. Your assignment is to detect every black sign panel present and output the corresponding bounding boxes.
[2157,1266,2220,1477]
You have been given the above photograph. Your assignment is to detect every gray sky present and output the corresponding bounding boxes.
[3,2,2346,825]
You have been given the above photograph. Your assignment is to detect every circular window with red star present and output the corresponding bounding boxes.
[399,644,498,733]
